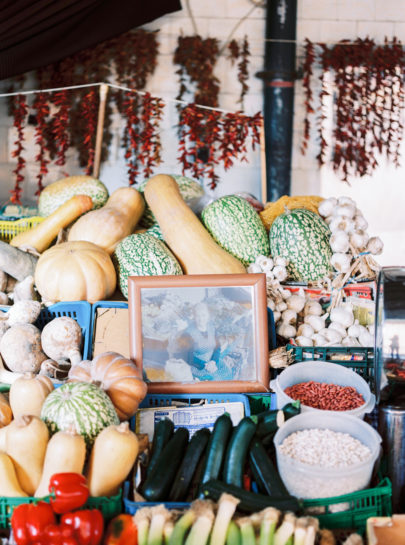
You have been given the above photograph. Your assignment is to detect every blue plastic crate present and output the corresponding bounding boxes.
[140,393,251,416]
[123,483,189,515]
[89,300,128,359]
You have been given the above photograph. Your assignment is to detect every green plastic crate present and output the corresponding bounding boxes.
[302,478,392,532]
[286,345,374,384]
[0,489,122,528]
[247,393,276,415]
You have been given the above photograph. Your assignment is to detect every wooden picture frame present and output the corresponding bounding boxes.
[128,273,269,393]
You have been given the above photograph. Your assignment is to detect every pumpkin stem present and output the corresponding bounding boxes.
[92,380,103,389]
[117,422,130,433]
[23,372,35,379]
[283,205,291,214]
[15,414,33,427]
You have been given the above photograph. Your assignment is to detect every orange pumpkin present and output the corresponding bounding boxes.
[68,352,146,420]
[0,393,12,428]
[104,514,138,545]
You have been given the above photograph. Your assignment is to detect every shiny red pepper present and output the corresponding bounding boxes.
[61,509,104,545]
[43,523,78,545]
[49,473,89,515]
[11,502,56,545]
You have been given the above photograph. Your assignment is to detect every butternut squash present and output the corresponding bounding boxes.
[6,415,49,495]
[0,452,28,497]
[0,393,12,427]
[86,422,138,497]
[144,175,246,274]
[9,373,54,418]
[68,187,145,254]
[10,195,93,253]
[35,427,86,497]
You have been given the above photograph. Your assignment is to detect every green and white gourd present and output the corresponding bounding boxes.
[41,382,119,448]
[138,174,205,228]
[113,233,183,298]
[201,195,270,266]
[38,176,109,216]
[145,223,164,241]
[270,208,332,282]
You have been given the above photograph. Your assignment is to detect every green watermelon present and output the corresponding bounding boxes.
[41,382,119,448]
[201,195,270,266]
[270,208,332,282]
[146,223,164,241]
[39,175,109,216]
[138,174,205,228]
[113,233,182,298]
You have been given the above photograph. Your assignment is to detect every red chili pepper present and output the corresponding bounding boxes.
[11,502,56,545]
[43,523,78,545]
[61,509,104,545]
[49,473,89,514]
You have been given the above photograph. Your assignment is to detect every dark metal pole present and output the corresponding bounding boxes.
[257,0,297,201]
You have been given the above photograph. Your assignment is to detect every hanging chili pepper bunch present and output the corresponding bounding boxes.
[32,92,51,195]
[10,94,28,204]
[301,37,405,181]
[178,104,262,189]
[227,36,251,108]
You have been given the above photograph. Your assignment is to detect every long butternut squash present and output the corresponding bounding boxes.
[144,175,246,274]
[0,452,27,497]
[10,195,93,253]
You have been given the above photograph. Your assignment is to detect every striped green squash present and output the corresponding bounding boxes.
[41,382,119,448]
[201,195,270,266]
[138,174,205,228]
[270,208,332,282]
[113,233,182,298]
[38,175,109,217]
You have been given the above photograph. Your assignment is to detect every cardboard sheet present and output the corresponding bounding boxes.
[92,307,130,358]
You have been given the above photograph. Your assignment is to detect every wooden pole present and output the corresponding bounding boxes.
[260,118,267,204]
[93,84,109,179]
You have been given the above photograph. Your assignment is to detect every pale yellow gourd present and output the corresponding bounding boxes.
[35,427,86,497]
[86,422,138,497]
[6,415,49,495]
[144,175,246,274]
[68,187,145,254]
[0,452,28,497]
[9,373,54,418]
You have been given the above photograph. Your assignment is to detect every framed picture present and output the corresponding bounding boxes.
[128,273,269,393]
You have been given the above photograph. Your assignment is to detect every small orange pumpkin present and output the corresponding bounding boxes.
[68,352,146,420]
[0,393,12,427]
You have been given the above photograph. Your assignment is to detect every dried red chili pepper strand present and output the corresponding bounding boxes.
[301,38,315,155]
[33,92,50,195]
[123,92,141,185]
[237,36,250,108]
[52,89,71,168]
[10,94,28,204]
[139,94,164,178]
[81,89,98,175]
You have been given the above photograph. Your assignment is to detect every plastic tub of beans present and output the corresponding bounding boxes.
[270,360,375,418]
[274,412,382,500]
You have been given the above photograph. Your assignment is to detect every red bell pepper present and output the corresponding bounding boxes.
[104,514,138,545]
[43,523,78,545]
[11,502,56,545]
[61,509,104,545]
[49,473,90,515]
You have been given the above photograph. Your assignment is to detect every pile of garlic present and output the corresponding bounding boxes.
[318,196,383,275]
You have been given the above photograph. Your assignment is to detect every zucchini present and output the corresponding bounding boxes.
[200,413,233,489]
[169,428,211,501]
[141,427,189,501]
[187,448,208,501]
[147,418,174,476]
[222,417,257,487]
[256,402,300,439]
[201,480,301,514]
[249,437,289,496]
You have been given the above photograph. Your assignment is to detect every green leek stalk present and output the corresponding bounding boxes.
[184,503,214,545]
[168,510,196,545]
[210,493,240,545]
[259,508,280,545]
[274,513,296,545]
[164,520,174,544]
[226,521,241,545]
[134,507,152,545]
[236,518,256,545]
[147,505,172,545]
[303,518,319,545]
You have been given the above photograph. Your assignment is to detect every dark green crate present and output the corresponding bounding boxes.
[302,478,392,533]
[0,489,122,528]
[246,393,276,415]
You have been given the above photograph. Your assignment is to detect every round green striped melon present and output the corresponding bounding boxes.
[41,382,119,448]
[201,195,270,266]
[270,208,332,282]
[146,223,164,241]
[113,233,183,298]
[138,174,205,228]
[39,175,109,217]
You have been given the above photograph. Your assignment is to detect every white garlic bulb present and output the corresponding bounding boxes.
[296,336,313,347]
[304,313,329,332]
[347,320,361,337]
[324,216,334,225]
[329,216,355,234]
[281,309,298,324]
[342,336,361,347]
[367,324,375,335]
[359,329,374,347]
[267,298,276,311]
[313,333,328,346]
[330,230,350,253]
[276,300,288,312]
[248,263,262,274]
[256,255,273,270]
[366,236,384,256]
[274,256,288,267]
[287,294,306,313]
[303,300,323,316]
[318,327,329,337]
[330,307,354,328]
[273,310,281,323]
[263,266,274,278]
[297,323,315,338]
[331,253,352,273]
[338,196,356,207]
[328,321,347,337]
[354,213,368,231]
[350,230,369,250]
[281,289,291,299]
[273,265,288,282]
[318,197,338,218]
[335,203,356,219]
[277,322,297,339]
[325,327,343,343]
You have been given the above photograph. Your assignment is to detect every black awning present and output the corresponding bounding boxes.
[0,0,182,80]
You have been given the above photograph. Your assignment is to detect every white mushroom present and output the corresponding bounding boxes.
[0,324,47,373]
[41,317,83,365]
[6,300,42,326]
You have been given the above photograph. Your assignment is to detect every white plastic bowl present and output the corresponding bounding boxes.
[270,360,375,418]
[274,412,382,500]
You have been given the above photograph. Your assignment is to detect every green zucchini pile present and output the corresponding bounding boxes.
[137,402,301,511]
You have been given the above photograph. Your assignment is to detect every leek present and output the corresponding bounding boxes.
[210,493,240,545]
[274,513,296,545]
[342,535,363,545]
[147,505,172,545]
[164,519,174,544]
[184,502,214,545]
[293,518,308,545]
[168,509,196,545]
[226,521,242,545]
[303,517,318,545]
[259,508,280,545]
[236,517,256,545]
[134,507,152,545]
